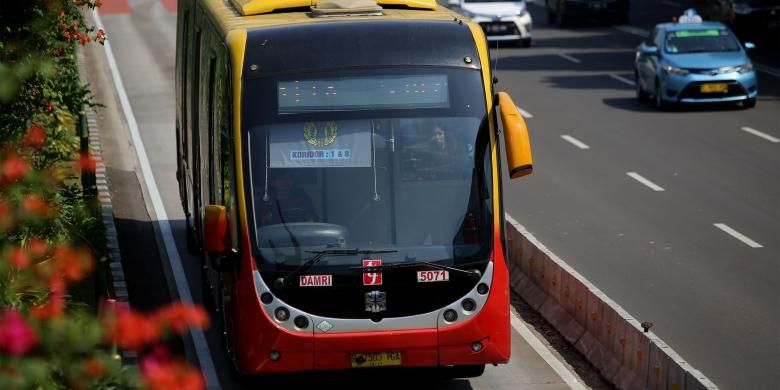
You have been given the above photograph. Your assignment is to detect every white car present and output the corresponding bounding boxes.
[449,0,533,47]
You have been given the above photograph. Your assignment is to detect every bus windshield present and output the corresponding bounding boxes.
[243,67,493,273]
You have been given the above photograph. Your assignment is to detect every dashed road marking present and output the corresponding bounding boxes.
[561,135,590,150]
[609,74,636,86]
[613,25,649,37]
[662,0,683,8]
[755,63,780,78]
[626,172,665,192]
[92,9,221,389]
[518,106,534,119]
[558,53,582,64]
[741,127,780,143]
[714,223,763,248]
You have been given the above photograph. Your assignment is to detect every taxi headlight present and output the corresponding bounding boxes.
[663,65,689,76]
[736,63,753,74]
[720,63,753,74]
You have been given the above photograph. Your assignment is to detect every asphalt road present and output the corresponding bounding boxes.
[498,1,779,389]
[85,0,778,389]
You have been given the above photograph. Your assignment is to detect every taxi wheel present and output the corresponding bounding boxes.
[743,98,756,109]
[655,80,670,110]
[635,74,649,102]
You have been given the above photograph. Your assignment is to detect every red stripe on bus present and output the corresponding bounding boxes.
[99,0,132,14]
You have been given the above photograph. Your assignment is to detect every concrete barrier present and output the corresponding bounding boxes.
[505,214,718,389]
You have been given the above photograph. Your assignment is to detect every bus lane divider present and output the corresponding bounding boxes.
[505,213,719,389]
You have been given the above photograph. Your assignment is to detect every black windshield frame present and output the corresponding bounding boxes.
[241,66,495,274]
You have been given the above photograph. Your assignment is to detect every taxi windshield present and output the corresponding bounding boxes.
[664,29,741,53]
[243,67,493,273]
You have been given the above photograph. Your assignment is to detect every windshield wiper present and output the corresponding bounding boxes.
[349,259,483,280]
[274,248,397,289]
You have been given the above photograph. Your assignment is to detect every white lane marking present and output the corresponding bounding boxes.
[741,127,780,143]
[613,25,649,37]
[755,63,780,78]
[517,106,534,119]
[92,10,221,389]
[609,74,636,86]
[714,223,763,248]
[558,53,582,64]
[626,172,665,192]
[561,135,590,150]
[510,311,588,390]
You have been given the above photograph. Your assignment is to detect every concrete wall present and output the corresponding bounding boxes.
[505,214,718,390]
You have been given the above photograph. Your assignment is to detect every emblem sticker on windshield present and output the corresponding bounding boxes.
[299,274,333,287]
[417,270,449,283]
[362,259,382,286]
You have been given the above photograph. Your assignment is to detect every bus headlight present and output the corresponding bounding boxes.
[443,309,458,323]
[274,307,290,322]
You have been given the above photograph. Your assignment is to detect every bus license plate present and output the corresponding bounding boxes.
[350,351,402,368]
[700,83,727,93]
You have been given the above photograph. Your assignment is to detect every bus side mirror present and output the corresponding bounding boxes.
[498,92,533,179]
[204,205,228,254]
[744,42,755,50]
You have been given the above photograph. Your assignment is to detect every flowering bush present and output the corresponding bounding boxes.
[1,1,209,389]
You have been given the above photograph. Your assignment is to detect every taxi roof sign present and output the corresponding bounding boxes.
[677,8,703,23]
[229,0,437,15]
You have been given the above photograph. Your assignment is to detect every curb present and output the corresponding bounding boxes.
[505,214,718,390]
[85,109,139,366]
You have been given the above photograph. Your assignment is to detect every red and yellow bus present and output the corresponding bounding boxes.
[175,0,533,377]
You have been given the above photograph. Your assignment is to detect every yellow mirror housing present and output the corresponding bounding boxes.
[498,92,533,179]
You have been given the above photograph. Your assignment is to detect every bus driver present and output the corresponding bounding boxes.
[260,171,318,225]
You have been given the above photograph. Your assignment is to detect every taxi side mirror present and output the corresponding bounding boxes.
[641,45,659,56]
[497,92,533,179]
[204,205,228,254]
[744,42,755,51]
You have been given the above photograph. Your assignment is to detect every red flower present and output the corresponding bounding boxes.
[141,353,205,390]
[78,153,97,173]
[28,237,48,258]
[111,309,160,350]
[22,194,53,217]
[52,246,93,282]
[9,247,30,270]
[0,310,38,356]
[155,303,209,334]
[83,358,105,378]
[31,278,66,320]
[24,124,46,149]
[0,200,13,230]
[2,155,28,183]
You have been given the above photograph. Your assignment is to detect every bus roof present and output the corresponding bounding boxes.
[200,0,460,36]
[229,0,437,16]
